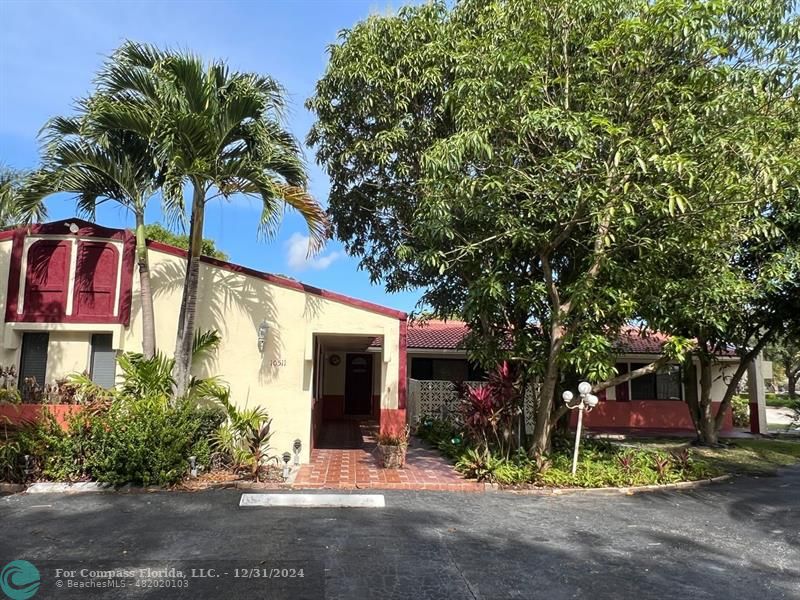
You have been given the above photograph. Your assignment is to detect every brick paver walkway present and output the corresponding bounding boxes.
[294,423,482,491]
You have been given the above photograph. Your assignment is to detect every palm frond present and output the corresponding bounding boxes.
[0,167,48,227]
[191,328,221,365]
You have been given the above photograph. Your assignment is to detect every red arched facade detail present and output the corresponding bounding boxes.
[4,219,136,325]
[22,240,71,321]
[73,242,119,319]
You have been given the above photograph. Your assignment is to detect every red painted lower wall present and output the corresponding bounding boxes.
[311,398,323,448]
[569,400,734,432]
[380,408,407,436]
[0,404,82,429]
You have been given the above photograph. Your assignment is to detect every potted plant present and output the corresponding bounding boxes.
[377,425,410,469]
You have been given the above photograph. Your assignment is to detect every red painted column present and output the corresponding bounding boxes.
[749,402,761,434]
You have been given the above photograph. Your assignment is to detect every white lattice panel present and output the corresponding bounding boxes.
[409,378,539,434]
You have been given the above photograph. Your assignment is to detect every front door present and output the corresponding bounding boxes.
[344,353,373,415]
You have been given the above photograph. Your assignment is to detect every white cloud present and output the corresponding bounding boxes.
[285,233,341,271]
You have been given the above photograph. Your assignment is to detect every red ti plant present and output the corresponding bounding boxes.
[460,362,522,458]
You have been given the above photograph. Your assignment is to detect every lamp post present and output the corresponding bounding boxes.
[562,381,599,476]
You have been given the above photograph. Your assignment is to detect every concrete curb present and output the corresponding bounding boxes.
[26,482,117,494]
[491,474,734,496]
[2,474,734,496]
[0,482,26,494]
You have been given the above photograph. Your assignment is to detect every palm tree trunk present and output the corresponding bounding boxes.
[173,184,205,397]
[135,212,156,359]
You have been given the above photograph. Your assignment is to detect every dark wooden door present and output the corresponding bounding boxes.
[344,353,373,415]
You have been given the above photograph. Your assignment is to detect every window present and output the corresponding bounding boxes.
[90,334,116,388]
[630,363,682,401]
[19,332,49,397]
[410,358,485,381]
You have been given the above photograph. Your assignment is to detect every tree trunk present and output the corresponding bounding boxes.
[788,372,797,399]
[135,212,156,359]
[530,328,563,460]
[694,352,719,446]
[172,184,205,397]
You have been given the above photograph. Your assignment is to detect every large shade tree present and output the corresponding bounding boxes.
[37,109,162,358]
[768,336,800,399]
[95,42,329,395]
[308,0,800,456]
[639,191,800,444]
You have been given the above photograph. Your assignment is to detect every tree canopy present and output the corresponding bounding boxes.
[144,223,228,260]
[93,41,328,395]
[308,0,800,453]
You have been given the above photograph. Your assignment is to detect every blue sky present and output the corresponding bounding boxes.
[0,0,422,313]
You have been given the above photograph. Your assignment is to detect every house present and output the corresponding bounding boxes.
[0,219,407,463]
[0,219,768,464]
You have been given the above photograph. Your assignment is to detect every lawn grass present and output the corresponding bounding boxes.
[622,438,800,476]
[692,439,800,475]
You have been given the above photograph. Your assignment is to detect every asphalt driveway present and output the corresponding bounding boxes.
[1,469,798,600]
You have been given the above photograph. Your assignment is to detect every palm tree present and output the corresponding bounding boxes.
[94,42,329,396]
[39,111,160,358]
[0,166,47,227]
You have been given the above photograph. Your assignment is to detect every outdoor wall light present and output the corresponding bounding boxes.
[562,381,600,476]
[282,452,292,480]
[257,320,269,353]
[188,456,197,478]
[292,439,302,466]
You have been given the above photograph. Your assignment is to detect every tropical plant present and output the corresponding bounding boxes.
[70,328,225,405]
[460,362,521,457]
[0,166,47,227]
[90,41,329,396]
[37,115,162,358]
[307,0,800,457]
[213,393,277,481]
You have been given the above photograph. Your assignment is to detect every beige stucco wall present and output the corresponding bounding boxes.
[44,331,93,381]
[120,248,402,463]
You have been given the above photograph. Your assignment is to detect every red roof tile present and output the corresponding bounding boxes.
[405,321,732,355]
[407,320,471,350]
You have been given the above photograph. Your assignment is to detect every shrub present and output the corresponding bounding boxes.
[84,397,221,486]
[731,395,750,428]
[459,362,523,458]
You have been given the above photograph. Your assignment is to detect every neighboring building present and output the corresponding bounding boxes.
[0,220,767,464]
[404,322,767,435]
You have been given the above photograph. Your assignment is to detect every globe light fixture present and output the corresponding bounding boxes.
[562,381,600,476]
